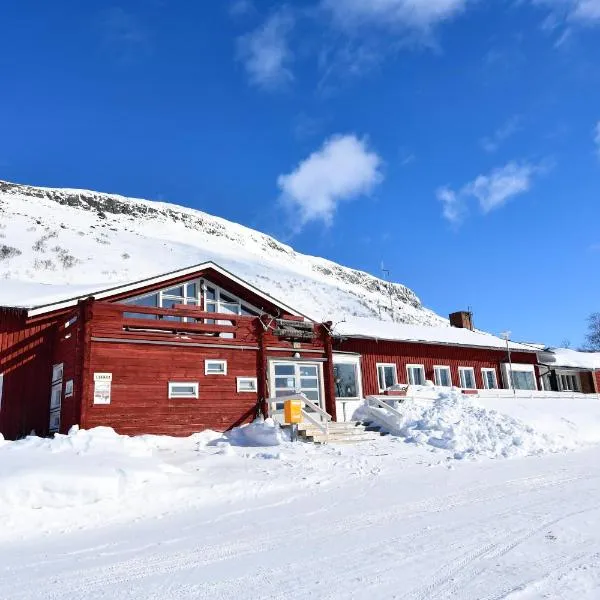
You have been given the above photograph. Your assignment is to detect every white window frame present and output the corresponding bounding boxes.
[406,364,426,386]
[481,368,498,389]
[459,367,476,389]
[168,382,199,399]
[433,365,452,387]
[201,279,260,317]
[557,370,580,392]
[236,377,258,393]
[376,363,398,392]
[333,354,363,400]
[501,363,538,391]
[205,360,228,375]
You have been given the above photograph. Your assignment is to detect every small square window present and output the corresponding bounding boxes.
[434,366,452,387]
[205,360,227,375]
[406,364,426,386]
[237,377,258,393]
[168,382,199,399]
[482,368,498,389]
[376,363,397,392]
[459,367,476,389]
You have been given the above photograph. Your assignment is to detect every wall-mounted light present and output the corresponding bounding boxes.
[293,352,301,359]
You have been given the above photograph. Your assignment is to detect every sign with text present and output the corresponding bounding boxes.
[93,373,112,405]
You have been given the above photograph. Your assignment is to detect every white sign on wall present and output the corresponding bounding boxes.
[93,373,113,405]
[94,373,113,382]
[93,381,112,405]
[65,379,74,398]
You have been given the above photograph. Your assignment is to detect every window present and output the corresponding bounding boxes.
[122,279,258,323]
[434,366,452,387]
[237,377,258,393]
[377,363,398,392]
[168,382,199,399]
[512,371,536,390]
[406,364,426,386]
[333,358,361,399]
[203,283,258,318]
[502,363,537,391]
[482,368,498,389]
[559,373,580,392]
[459,367,476,389]
[205,360,227,375]
[52,363,64,384]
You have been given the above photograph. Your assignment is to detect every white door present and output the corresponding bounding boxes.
[49,363,63,434]
[269,361,324,421]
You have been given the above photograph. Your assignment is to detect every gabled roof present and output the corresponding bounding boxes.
[1,262,307,319]
[334,317,538,353]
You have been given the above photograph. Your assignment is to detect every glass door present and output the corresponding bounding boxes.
[270,361,324,420]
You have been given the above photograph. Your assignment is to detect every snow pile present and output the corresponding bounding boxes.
[226,418,286,447]
[357,391,569,459]
[0,427,184,510]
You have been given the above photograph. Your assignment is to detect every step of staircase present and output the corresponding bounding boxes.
[297,421,384,444]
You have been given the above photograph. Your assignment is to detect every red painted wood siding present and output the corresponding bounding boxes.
[336,338,537,395]
[0,311,62,438]
[80,302,329,436]
[84,340,261,436]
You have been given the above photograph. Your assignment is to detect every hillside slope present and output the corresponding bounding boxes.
[0,180,444,324]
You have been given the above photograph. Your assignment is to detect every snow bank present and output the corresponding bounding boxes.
[479,395,600,445]
[0,427,188,511]
[226,418,286,447]
[357,391,572,459]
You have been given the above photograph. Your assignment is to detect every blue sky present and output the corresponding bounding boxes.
[0,0,599,346]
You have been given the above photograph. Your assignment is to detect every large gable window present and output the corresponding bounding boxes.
[121,278,259,321]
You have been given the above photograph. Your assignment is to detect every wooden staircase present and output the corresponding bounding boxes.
[297,421,385,444]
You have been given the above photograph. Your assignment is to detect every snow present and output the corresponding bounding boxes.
[0,181,443,326]
[336,315,537,351]
[3,425,600,598]
[226,417,287,447]
[541,347,600,370]
[356,389,600,459]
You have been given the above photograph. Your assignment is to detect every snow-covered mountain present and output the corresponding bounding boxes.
[0,180,445,325]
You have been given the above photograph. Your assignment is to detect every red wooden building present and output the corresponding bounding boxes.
[0,264,550,440]
[0,262,335,439]
[330,312,540,420]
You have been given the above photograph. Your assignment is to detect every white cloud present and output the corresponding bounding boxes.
[436,186,466,226]
[465,162,534,213]
[237,8,294,90]
[321,0,469,30]
[278,134,383,227]
[533,0,600,24]
[594,121,600,158]
[438,162,538,226]
[480,116,522,153]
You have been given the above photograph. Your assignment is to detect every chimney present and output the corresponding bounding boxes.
[450,311,474,331]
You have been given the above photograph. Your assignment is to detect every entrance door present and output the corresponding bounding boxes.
[270,361,324,421]
[49,363,64,434]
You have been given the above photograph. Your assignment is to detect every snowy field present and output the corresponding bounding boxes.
[3,393,600,599]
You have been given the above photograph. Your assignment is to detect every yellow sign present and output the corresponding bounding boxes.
[284,399,303,424]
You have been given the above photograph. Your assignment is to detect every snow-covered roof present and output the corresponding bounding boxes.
[334,317,537,352]
[539,348,600,370]
[0,262,305,319]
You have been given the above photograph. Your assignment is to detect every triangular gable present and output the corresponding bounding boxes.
[22,262,308,320]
